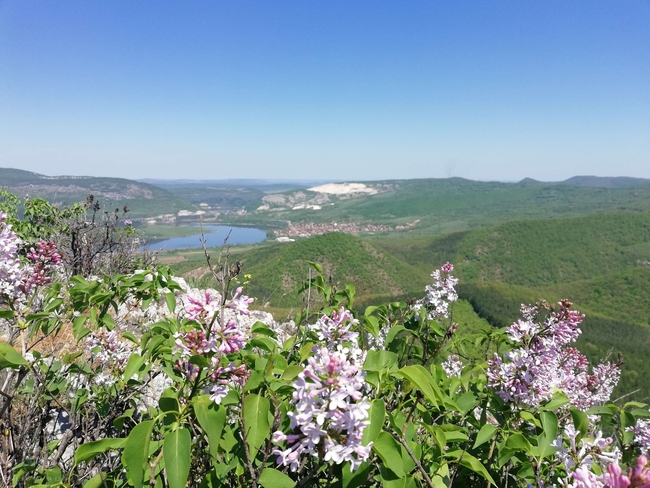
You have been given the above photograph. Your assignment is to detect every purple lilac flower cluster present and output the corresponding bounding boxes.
[572,455,650,488]
[487,301,620,410]
[1,212,62,300]
[272,308,371,472]
[423,262,458,320]
[175,289,250,403]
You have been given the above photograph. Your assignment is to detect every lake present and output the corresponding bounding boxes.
[146,225,267,250]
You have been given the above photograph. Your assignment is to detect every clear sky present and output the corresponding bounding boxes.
[1,1,649,181]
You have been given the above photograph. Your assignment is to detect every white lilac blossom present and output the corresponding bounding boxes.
[272,344,371,471]
[442,354,463,378]
[487,300,620,410]
[371,264,459,350]
[311,307,359,349]
[423,262,458,320]
[0,212,28,299]
[85,330,134,386]
[629,419,650,455]
[553,424,620,481]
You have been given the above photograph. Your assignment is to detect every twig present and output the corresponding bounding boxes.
[296,465,320,487]
[390,431,435,488]
[149,449,164,487]
[239,392,259,488]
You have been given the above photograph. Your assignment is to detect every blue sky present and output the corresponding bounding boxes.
[1,1,648,181]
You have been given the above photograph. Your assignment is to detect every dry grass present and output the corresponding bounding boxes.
[27,322,78,357]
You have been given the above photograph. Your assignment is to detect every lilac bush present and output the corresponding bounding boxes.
[3,203,650,488]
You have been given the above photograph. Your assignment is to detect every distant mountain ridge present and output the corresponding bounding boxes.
[517,175,650,188]
[0,167,194,218]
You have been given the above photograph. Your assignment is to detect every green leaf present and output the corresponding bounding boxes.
[0,309,14,319]
[123,354,145,381]
[164,429,191,488]
[0,342,28,369]
[632,409,650,419]
[363,350,398,372]
[586,405,615,416]
[473,424,497,449]
[385,325,412,346]
[259,468,296,488]
[243,394,271,454]
[372,432,404,477]
[74,438,126,465]
[538,411,559,457]
[342,462,371,488]
[362,399,386,445]
[307,261,323,273]
[505,433,533,455]
[542,392,570,411]
[122,420,155,488]
[458,452,496,485]
[252,321,278,339]
[165,292,176,314]
[193,395,227,460]
[570,408,590,438]
[282,365,303,381]
[251,337,278,353]
[82,472,112,488]
[393,365,442,407]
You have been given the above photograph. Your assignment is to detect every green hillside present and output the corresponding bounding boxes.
[373,211,650,286]
[0,167,194,218]
[190,232,431,309]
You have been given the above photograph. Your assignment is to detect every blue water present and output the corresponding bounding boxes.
[147,225,267,250]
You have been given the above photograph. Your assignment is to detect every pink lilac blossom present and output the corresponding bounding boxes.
[228,287,254,315]
[174,311,248,404]
[23,241,61,291]
[571,455,650,488]
[423,263,458,320]
[272,344,371,471]
[208,360,248,404]
[487,301,620,410]
[183,290,220,322]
